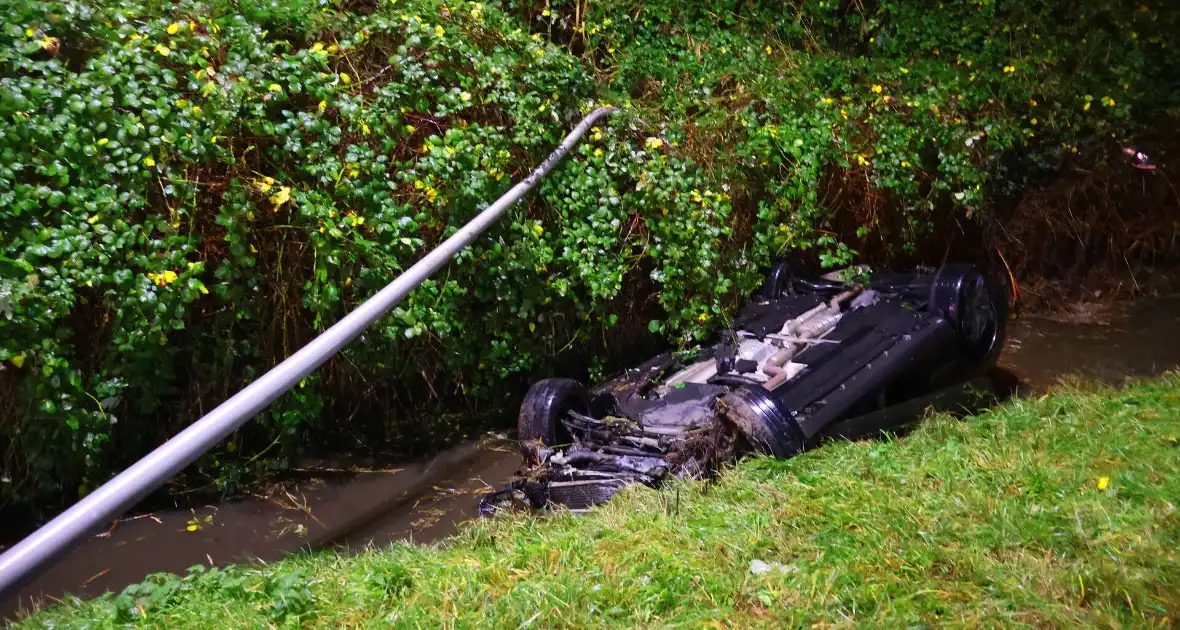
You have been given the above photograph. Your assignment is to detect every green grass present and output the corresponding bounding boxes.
[19,375,1180,628]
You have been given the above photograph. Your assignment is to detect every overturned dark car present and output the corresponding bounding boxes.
[479,264,1008,514]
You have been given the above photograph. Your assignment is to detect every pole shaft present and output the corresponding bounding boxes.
[0,106,617,600]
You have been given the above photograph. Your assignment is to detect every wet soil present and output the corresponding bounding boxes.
[4,295,1180,622]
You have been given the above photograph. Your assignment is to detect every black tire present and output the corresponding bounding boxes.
[517,378,590,456]
[758,262,792,300]
[720,386,805,459]
[928,264,1008,366]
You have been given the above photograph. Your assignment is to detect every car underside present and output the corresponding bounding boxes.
[478,263,1008,515]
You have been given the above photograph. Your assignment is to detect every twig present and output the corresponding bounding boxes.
[360,64,394,87]
[82,569,110,586]
[994,246,1020,304]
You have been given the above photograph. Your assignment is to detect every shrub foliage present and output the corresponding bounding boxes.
[1,0,1176,511]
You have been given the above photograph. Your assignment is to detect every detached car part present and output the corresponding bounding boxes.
[479,264,1007,514]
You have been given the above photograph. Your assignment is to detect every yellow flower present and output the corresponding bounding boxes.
[267,83,282,92]
[1029,99,1038,107]
[340,72,352,84]
[840,109,848,119]
[154,44,171,57]
[167,22,180,35]
[532,224,544,235]
[318,100,327,110]
[764,45,772,55]
[191,105,201,114]
[147,270,179,287]
[361,122,371,135]
[871,84,883,94]
[1083,101,1091,111]
[1003,65,1015,73]
[143,157,156,167]
[697,313,709,324]
[900,67,909,74]
[405,124,416,134]
[594,148,603,157]
[10,354,25,368]
[176,98,188,107]
[425,187,438,202]
[1097,476,1110,490]
[645,137,664,149]
[435,24,445,37]
[1101,96,1116,107]
[460,91,471,101]
[269,186,292,210]
[1030,118,1037,125]
[38,36,59,52]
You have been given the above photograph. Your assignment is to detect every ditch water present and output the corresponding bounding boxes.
[4,295,1179,621]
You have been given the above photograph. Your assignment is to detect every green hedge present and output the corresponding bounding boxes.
[2,0,1176,512]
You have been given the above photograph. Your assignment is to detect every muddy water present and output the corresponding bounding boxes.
[999,296,1180,391]
[1,437,521,621]
[4,296,1180,622]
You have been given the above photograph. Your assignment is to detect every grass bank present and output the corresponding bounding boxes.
[16,373,1180,627]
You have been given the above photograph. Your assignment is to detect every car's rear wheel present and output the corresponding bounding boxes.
[517,378,590,456]
[928,264,1008,365]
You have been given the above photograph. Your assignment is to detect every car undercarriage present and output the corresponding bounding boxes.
[478,264,1008,515]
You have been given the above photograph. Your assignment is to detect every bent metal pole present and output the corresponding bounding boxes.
[0,106,618,599]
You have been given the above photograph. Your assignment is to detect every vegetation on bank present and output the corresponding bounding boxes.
[16,374,1180,627]
[2,0,1179,514]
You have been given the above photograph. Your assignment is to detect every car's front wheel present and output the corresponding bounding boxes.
[517,378,590,457]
